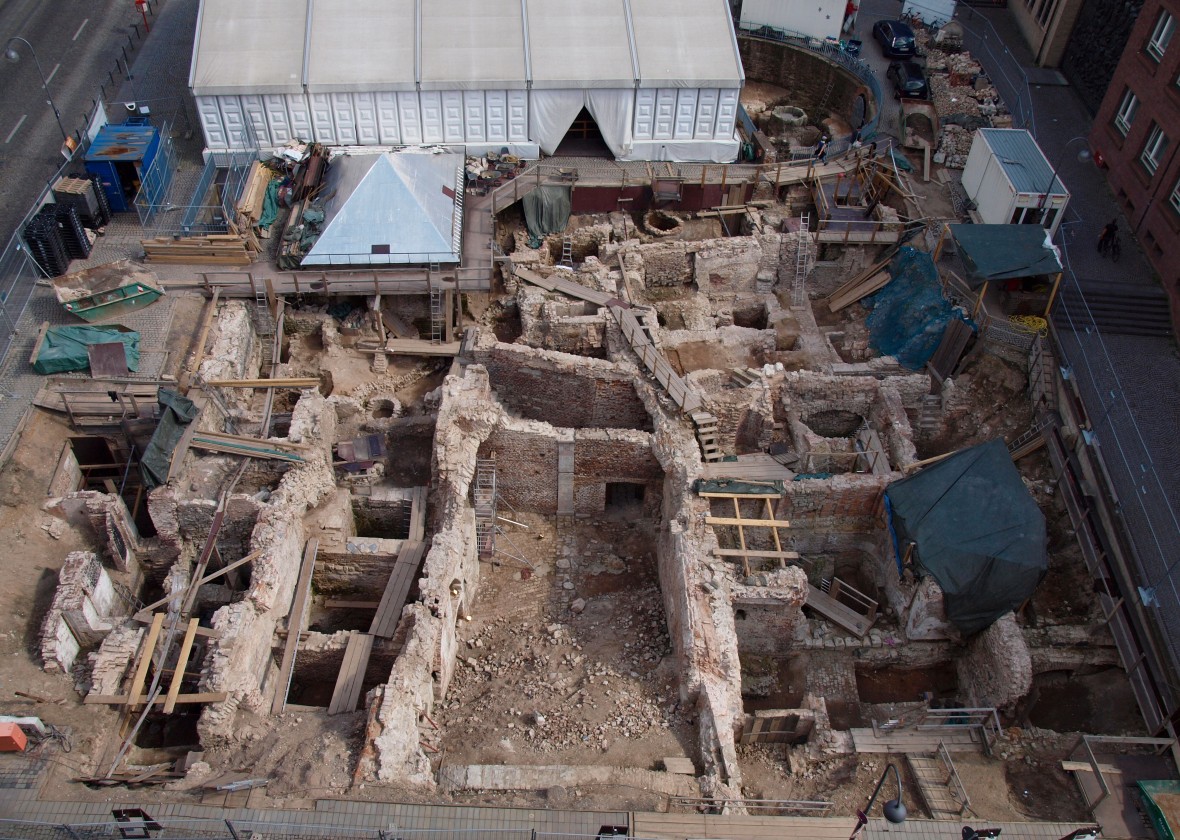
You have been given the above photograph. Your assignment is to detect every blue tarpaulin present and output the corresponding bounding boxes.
[864,246,973,371]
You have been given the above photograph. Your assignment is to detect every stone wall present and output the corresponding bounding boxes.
[40,551,120,674]
[313,551,399,599]
[473,336,652,431]
[516,286,609,357]
[956,613,1033,712]
[731,565,809,655]
[636,241,691,287]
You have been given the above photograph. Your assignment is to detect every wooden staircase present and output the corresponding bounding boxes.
[906,743,971,820]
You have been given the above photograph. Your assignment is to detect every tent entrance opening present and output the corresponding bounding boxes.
[555,109,612,158]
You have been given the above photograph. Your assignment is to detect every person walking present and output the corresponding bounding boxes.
[815,136,829,164]
[1097,219,1118,254]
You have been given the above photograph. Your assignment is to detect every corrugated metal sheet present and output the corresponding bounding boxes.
[979,128,1066,196]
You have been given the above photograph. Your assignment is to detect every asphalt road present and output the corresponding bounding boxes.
[0,0,144,249]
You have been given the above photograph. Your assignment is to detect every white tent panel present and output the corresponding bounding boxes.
[653,89,677,140]
[376,94,402,145]
[529,90,584,156]
[675,89,698,138]
[630,0,744,88]
[333,93,359,145]
[219,97,249,149]
[633,89,656,141]
[485,91,508,143]
[622,138,740,163]
[190,0,305,95]
[241,96,269,146]
[287,95,314,143]
[716,89,739,139]
[442,92,465,144]
[306,0,416,93]
[525,0,636,88]
[420,0,527,90]
[263,95,294,145]
[420,93,445,144]
[309,94,336,145]
[464,92,487,144]
[586,90,634,158]
[354,93,380,145]
[196,96,228,150]
[398,93,423,145]
[508,91,528,142]
[695,89,719,139]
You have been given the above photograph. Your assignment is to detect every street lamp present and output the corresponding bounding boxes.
[851,763,907,839]
[1037,135,1092,227]
[5,36,69,144]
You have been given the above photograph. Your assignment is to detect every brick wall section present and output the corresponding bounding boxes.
[480,424,560,514]
[1090,0,1180,294]
[734,602,803,654]
[313,551,398,599]
[780,474,889,531]
[476,343,653,431]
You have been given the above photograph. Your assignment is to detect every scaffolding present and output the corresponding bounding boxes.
[474,458,497,559]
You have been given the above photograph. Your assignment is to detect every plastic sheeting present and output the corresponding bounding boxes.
[885,438,1048,636]
[948,224,1063,288]
[32,326,140,375]
[522,185,572,249]
[864,246,973,371]
[140,389,199,489]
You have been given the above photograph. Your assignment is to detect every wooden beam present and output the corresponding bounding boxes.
[204,378,320,388]
[705,516,792,528]
[134,550,262,620]
[272,538,319,714]
[164,619,200,713]
[128,614,164,708]
[328,632,374,715]
[713,549,801,560]
[28,322,51,365]
[325,600,379,609]
[697,492,782,499]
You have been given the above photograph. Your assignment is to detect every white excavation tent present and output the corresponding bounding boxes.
[189,0,745,162]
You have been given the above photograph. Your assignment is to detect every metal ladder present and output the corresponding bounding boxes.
[560,236,573,268]
[254,283,273,339]
[791,213,811,308]
[429,281,444,345]
[473,458,497,559]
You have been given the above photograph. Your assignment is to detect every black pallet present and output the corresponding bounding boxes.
[53,205,92,259]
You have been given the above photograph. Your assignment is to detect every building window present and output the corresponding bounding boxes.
[1141,123,1170,175]
[1115,89,1139,135]
[1170,177,1180,215]
[1147,10,1175,61]
[1037,0,1060,28]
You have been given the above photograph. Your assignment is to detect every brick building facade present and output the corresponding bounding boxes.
[1090,0,1180,292]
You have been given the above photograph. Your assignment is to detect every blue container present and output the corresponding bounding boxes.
[84,122,163,212]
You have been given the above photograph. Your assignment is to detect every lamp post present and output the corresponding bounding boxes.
[851,763,907,840]
[1037,135,1092,229]
[5,36,69,144]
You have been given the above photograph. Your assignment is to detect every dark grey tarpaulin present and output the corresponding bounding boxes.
[140,389,199,489]
[885,438,1048,635]
[947,224,1062,288]
[522,185,572,248]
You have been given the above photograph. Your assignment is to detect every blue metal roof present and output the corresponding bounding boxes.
[85,123,158,162]
[978,128,1067,196]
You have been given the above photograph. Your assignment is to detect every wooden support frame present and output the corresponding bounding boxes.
[127,614,164,708]
[86,692,228,706]
[271,538,319,714]
[134,550,262,621]
[164,619,200,713]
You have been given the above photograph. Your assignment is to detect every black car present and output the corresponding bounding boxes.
[873,20,917,57]
[887,60,929,99]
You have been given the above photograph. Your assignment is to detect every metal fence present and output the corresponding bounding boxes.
[0,819,641,840]
[736,22,886,154]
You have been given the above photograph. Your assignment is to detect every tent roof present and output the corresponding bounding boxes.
[885,438,1048,635]
[301,150,463,267]
[977,128,1067,196]
[191,0,743,96]
[948,224,1063,287]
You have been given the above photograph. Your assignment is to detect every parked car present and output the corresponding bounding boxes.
[887,60,929,99]
[873,19,917,57]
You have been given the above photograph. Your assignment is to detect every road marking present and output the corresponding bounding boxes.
[5,115,28,145]
[45,63,61,84]
[72,18,89,42]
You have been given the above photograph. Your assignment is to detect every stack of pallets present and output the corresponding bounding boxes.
[141,235,252,265]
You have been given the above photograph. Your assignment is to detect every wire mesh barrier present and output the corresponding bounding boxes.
[0,820,648,840]
[955,7,1035,131]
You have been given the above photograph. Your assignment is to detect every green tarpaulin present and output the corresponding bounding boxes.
[32,326,140,375]
[140,389,199,489]
[522,184,571,248]
[948,224,1062,289]
[885,438,1047,635]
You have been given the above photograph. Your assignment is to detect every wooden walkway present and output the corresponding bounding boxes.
[407,485,427,542]
[851,727,984,753]
[700,453,795,481]
[271,538,319,714]
[384,339,462,356]
[328,631,374,715]
[805,585,873,637]
[370,540,427,638]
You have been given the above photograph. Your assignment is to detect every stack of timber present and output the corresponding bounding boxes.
[235,161,274,231]
[825,250,897,311]
[142,235,252,266]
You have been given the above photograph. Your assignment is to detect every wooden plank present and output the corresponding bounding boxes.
[128,614,165,708]
[327,632,374,715]
[383,339,462,357]
[714,548,801,560]
[370,540,426,638]
[28,322,51,365]
[85,692,228,706]
[325,600,379,609]
[705,516,791,528]
[164,619,201,713]
[272,538,319,714]
[805,584,871,637]
[697,492,782,499]
[134,552,262,620]
[204,378,320,388]
[408,486,427,543]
